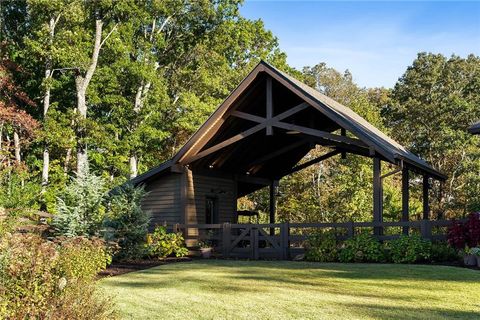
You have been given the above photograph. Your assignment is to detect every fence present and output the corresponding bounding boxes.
[171,220,456,260]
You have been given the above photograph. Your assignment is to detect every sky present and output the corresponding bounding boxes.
[240,1,480,88]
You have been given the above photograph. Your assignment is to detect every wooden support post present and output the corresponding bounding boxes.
[341,128,346,159]
[420,219,432,240]
[222,223,231,258]
[269,180,277,235]
[402,168,409,235]
[281,222,290,260]
[373,157,383,236]
[252,227,259,260]
[347,221,354,238]
[266,77,273,135]
[423,175,430,220]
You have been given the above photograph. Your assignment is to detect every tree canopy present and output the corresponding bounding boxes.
[0,1,479,219]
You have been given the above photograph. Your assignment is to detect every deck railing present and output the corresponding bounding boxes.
[168,220,457,260]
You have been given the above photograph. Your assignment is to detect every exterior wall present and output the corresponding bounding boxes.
[141,173,182,228]
[185,170,237,225]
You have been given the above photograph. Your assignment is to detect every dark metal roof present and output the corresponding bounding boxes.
[131,61,447,185]
[469,121,480,134]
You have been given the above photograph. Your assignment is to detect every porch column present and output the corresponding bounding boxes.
[423,175,430,220]
[373,157,383,236]
[269,180,277,235]
[401,168,409,235]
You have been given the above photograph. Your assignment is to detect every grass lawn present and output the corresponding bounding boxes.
[100,260,480,320]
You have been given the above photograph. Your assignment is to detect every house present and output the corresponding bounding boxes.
[131,61,446,241]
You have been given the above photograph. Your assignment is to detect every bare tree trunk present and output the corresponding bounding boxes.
[13,130,20,163]
[42,16,58,189]
[129,154,138,178]
[64,147,72,174]
[75,18,104,176]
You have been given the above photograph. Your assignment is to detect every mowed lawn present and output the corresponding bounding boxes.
[100,260,480,320]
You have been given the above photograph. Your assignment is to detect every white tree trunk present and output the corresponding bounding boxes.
[13,131,21,163]
[129,155,138,178]
[42,16,56,188]
[75,18,104,175]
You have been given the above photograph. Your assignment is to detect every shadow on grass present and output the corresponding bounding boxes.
[102,260,480,306]
[339,302,480,320]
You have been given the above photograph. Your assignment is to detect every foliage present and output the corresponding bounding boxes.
[447,220,466,249]
[52,169,106,237]
[0,233,114,319]
[104,184,150,260]
[0,166,41,210]
[146,226,188,259]
[305,229,338,262]
[387,53,480,217]
[464,212,480,247]
[54,236,112,280]
[469,247,480,257]
[388,235,431,264]
[447,213,480,249]
[338,233,385,263]
[430,242,459,262]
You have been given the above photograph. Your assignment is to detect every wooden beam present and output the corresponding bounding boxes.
[183,122,266,164]
[175,65,265,164]
[282,150,340,176]
[230,102,309,125]
[423,175,430,220]
[274,122,368,148]
[230,110,265,123]
[235,174,271,186]
[185,102,310,164]
[269,180,277,235]
[402,168,409,235]
[373,157,383,236]
[247,140,309,168]
[341,128,347,159]
[266,77,273,135]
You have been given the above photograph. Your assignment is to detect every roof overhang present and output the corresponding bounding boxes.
[129,61,447,186]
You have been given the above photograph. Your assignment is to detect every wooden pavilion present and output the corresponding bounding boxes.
[131,61,447,252]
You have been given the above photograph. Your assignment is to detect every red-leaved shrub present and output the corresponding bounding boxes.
[447,213,480,249]
[465,212,480,247]
[447,221,465,249]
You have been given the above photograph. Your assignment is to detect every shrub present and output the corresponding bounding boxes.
[389,235,431,264]
[0,233,114,319]
[465,212,480,247]
[305,230,338,262]
[338,233,384,263]
[430,242,459,262]
[52,170,106,237]
[104,184,150,260]
[447,220,466,249]
[146,226,188,259]
[447,213,480,249]
[55,236,112,279]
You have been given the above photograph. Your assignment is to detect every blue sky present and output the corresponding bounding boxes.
[241,1,480,88]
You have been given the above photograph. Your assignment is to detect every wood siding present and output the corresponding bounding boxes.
[142,173,182,228]
[185,171,236,224]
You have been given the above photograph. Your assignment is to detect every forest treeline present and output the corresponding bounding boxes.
[1,0,479,221]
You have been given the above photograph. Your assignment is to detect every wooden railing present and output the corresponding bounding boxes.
[170,220,456,260]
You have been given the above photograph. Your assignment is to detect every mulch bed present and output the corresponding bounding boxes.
[99,257,478,278]
[98,257,192,278]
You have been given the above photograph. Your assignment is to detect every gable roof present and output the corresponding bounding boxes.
[469,121,480,134]
[132,61,446,185]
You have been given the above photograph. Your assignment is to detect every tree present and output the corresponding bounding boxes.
[387,53,480,217]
